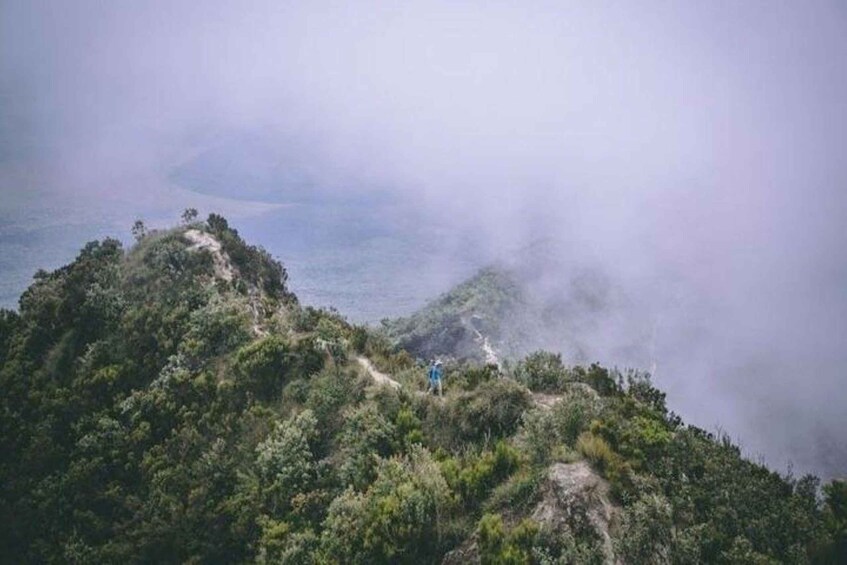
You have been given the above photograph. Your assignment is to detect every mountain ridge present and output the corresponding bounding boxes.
[0,214,843,563]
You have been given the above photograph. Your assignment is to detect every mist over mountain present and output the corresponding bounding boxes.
[1,1,846,556]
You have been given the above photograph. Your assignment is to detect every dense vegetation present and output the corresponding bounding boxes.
[0,215,844,563]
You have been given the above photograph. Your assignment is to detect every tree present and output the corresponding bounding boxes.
[206,213,229,234]
[256,410,319,514]
[181,208,199,225]
[131,220,147,241]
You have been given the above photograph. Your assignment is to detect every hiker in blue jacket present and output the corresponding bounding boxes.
[426,359,443,397]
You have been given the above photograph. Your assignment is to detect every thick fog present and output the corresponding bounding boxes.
[2,1,846,477]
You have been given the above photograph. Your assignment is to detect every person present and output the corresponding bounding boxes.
[426,359,444,397]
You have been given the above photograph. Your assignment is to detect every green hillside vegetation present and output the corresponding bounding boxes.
[382,267,528,362]
[0,215,844,563]
[381,256,643,368]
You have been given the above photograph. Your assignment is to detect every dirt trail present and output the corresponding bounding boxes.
[466,317,501,368]
[356,356,401,389]
[531,392,564,410]
[356,354,565,413]
[184,229,267,336]
[184,229,236,281]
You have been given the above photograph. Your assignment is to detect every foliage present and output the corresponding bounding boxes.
[477,513,605,565]
[512,350,570,393]
[0,215,841,564]
[337,404,398,490]
[181,208,199,225]
[424,378,532,449]
[522,385,601,465]
[131,220,147,241]
[304,366,366,445]
[615,493,673,564]
[320,447,453,564]
[478,513,538,564]
[233,335,292,400]
[440,441,521,508]
[255,410,319,515]
[818,480,847,562]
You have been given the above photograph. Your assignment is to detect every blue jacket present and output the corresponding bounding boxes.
[428,366,443,381]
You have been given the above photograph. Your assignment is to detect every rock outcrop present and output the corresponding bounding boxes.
[442,460,620,565]
[533,461,619,564]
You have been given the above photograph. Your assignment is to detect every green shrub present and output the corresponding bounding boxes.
[394,406,424,448]
[233,335,290,400]
[255,410,319,514]
[320,447,452,563]
[441,442,521,507]
[337,404,397,490]
[522,385,603,464]
[180,294,251,362]
[478,513,538,565]
[575,432,614,471]
[512,351,570,393]
[451,363,500,391]
[427,379,532,448]
[484,467,544,515]
[305,367,366,444]
[570,363,620,396]
[615,493,673,564]
[349,325,368,353]
[819,480,847,562]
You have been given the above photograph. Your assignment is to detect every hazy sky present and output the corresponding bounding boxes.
[2,0,846,477]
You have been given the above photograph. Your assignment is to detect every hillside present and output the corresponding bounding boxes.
[382,267,526,364]
[0,215,844,563]
[383,243,653,369]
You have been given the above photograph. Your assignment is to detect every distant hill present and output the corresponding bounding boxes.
[383,241,655,370]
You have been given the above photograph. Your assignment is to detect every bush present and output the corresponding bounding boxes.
[575,432,614,471]
[427,379,532,448]
[820,480,847,562]
[523,385,604,464]
[574,431,634,500]
[451,363,500,391]
[572,363,620,396]
[615,493,673,564]
[180,294,251,362]
[337,404,398,490]
[512,351,570,393]
[478,514,568,565]
[484,468,544,515]
[320,447,452,563]
[305,367,366,444]
[440,442,521,507]
[233,336,291,400]
[255,410,320,514]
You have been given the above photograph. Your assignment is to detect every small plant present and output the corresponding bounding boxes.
[575,432,614,471]
[477,513,539,565]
